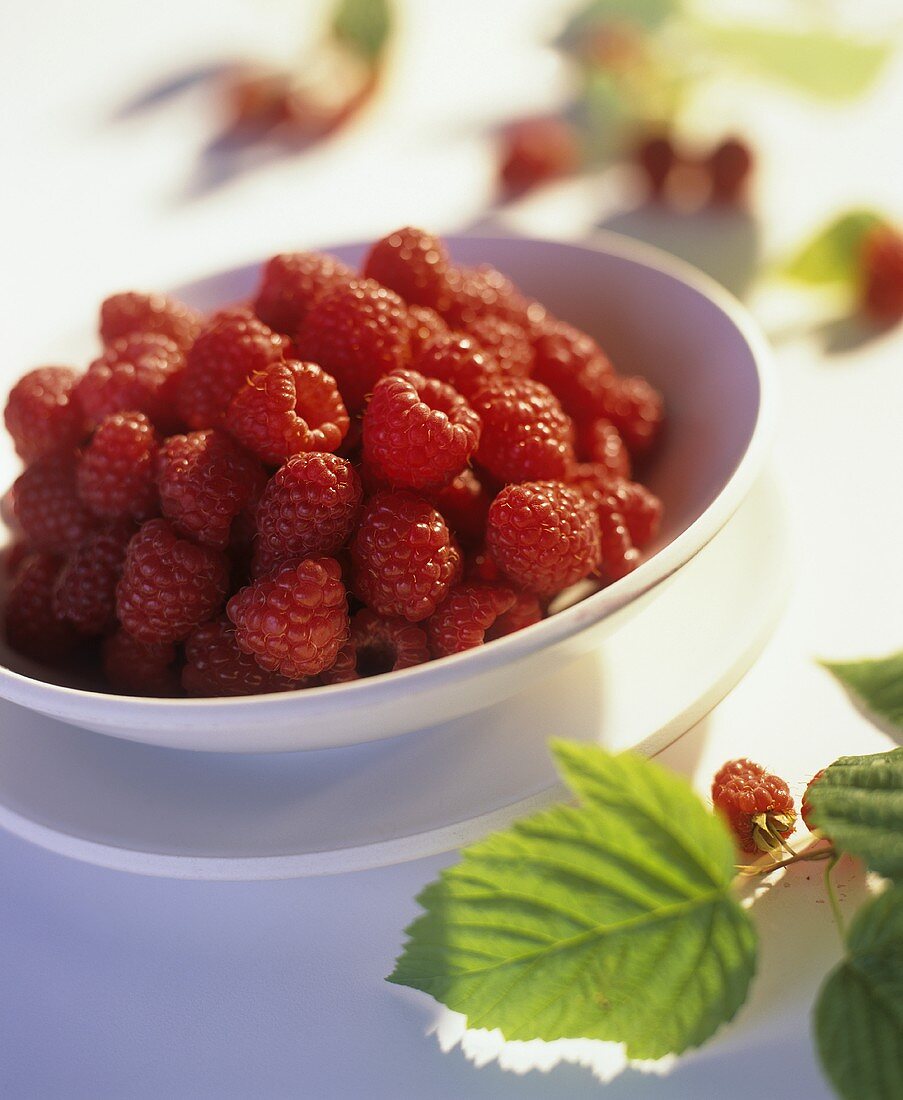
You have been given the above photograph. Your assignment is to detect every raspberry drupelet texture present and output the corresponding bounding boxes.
[76,334,185,432]
[321,608,430,683]
[227,557,349,679]
[570,466,640,581]
[487,481,600,596]
[860,224,903,323]
[407,305,449,353]
[4,366,86,465]
[471,377,575,484]
[532,320,615,424]
[177,313,288,429]
[465,315,534,378]
[14,454,96,553]
[102,629,180,696]
[578,417,631,480]
[116,518,230,644]
[486,588,544,640]
[430,468,492,548]
[4,551,77,661]
[362,227,451,311]
[427,583,516,657]
[351,490,461,621]
[362,369,482,491]
[591,374,664,457]
[99,291,201,353]
[440,264,540,332]
[226,360,349,465]
[253,251,354,337]
[156,429,266,550]
[77,411,159,521]
[182,617,302,697]
[801,768,827,832]
[413,332,500,401]
[53,520,134,636]
[711,759,797,854]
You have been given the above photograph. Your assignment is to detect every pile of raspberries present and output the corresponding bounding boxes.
[1,227,664,697]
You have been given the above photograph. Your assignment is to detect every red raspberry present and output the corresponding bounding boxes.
[295,278,413,413]
[499,117,581,197]
[471,378,575,484]
[635,134,676,199]
[801,768,827,832]
[427,583,516,657]
[532,321,615,424]
[321,608,430,683]
[465,547,504,584]
[407,305,448,353]
[4,551,77,661]
[465,315,533,378]
[227,557,349,679]
[226,360,349,465]
[362,227,451,310]
[253,452,362,576]
[571,467,662,552]
[77,411,159,521]
[76,334,185,432]
[156,430,266,550]
[4,542,30,578]
[253,252,354,337]
[577,417,631,480]
[4,366,86,465]
[707,137,753,205]
[1,488,18,532]
[430,468,492,548]
[53,521,134,635]
[487,481,600,597]
[440,264,538,331]
[486,588,543,640]
[99,291,201,352]
[177,313,288,429]
[570,467,640,581]
[351,491,461,621]
[182,617,303,697]
[116,518,230,644]
[412,332,500,401]
[362,369,481,491]
[102,629,180,696]
[14,454,96,553]
[591,374,664,456]
[712,760,796,854]
[860,225,903,323]
[713,758,765,788]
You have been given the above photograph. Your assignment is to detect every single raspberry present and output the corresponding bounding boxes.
[465,315,534,378]
[362,227,451,310]
[99,291,201,352]
[407,305,448,353]
[53,521,134,635]
[430,468,492,548]
[485,588,543,640]
[499,117,581,196]
[14,454,96,553]
[102,629,180,696]
[569,468,641,581]
[712,758,765,788]
[116,518,230,644]
[227,557,349,679]
[182,617,303,697]
[532,321,615,424]
[440,264,538,331]
[471,378,575,484]
[4,551,77,661]
[362,369,481,491]
[321,608,430,683]
[860,224,903,323]
[577,417,631,480]
[590,374,665,456]
[76,334,185,432]
[226,360,349,465]
[712,761,796,854]
[413,332,501,401]
[156,429,266,550]
[253,452,362,575]
[295,278,413,413]
[77,411,159,521]
[635,134,676,200]
[4,366,86,465]
[571,467,662,552]
[801,768,827,832]
[707,137,753,205]
[253,252,354,337]
[176,313,288,429]
[427,583,516,657]
[487,481,600,596]
[351,491,461,621]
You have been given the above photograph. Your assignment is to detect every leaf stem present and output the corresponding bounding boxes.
[735,837,835,878]
[823,855,846,943]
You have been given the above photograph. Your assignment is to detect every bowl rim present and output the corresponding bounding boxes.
[0,230,775,719]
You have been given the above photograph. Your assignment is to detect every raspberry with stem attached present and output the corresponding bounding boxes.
[711,758,797,854]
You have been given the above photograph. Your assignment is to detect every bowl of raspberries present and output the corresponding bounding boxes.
[0,230,771,752]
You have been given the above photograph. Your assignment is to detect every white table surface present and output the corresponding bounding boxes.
[1,2,902,1096]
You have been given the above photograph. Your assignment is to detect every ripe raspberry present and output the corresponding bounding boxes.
[1,488,18,532]
[253,452,362,575]
[570,467,640,581]
[571,467,662,552]
[362,227,451,310]
[227,557,349,679]
[102,629,179,696]
[99,291,201,352]
[465,547,504,585]
[4,551,77,661]
[351,491,461,621]
[407,305,448,353]
[321,608,430,683]
[485,588,543,640]
[801,768,827,832]
[53,521,134,635]
[427,583,516,657]
[707,137,753,205]
[116,519,229,644]
[177,313,288,429]
[14,454,96,553]
[487,481,600,596]
[577,417,631,480]
[182,617,302,697]
[77,411,159,521]
[156,430,266,550]
[253,252,354,337]
[4,366,86,465]
[591,374,664,456]
[471,378,575,484]
[430,468,492,548]
[465,315,533,378]
[76,334,185,432]
[712,758,765,788]
[440,264,539,331]
[635,134,676,199]
[295,278,413,413]
[860,224,903,323]
[532,321,615,424]
[362,369,481,491]
[712,761,796,854]
[226,360,349,465]
[499,117,581,197]
[412,332,500,401]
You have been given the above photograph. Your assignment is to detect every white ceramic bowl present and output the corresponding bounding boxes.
[0,233,773,752]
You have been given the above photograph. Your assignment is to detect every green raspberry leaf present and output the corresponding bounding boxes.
[808,749,903,882]
[822,649,903,735]
[815,885,903,1100]
[779,210,885,288]
[388,743,757,1060]
[331,0,391,63]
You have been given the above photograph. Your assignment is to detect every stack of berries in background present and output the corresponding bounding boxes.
[1,228,664,697]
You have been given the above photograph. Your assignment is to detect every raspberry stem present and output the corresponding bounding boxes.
[823,855,846,943]
[735,833,835,878]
